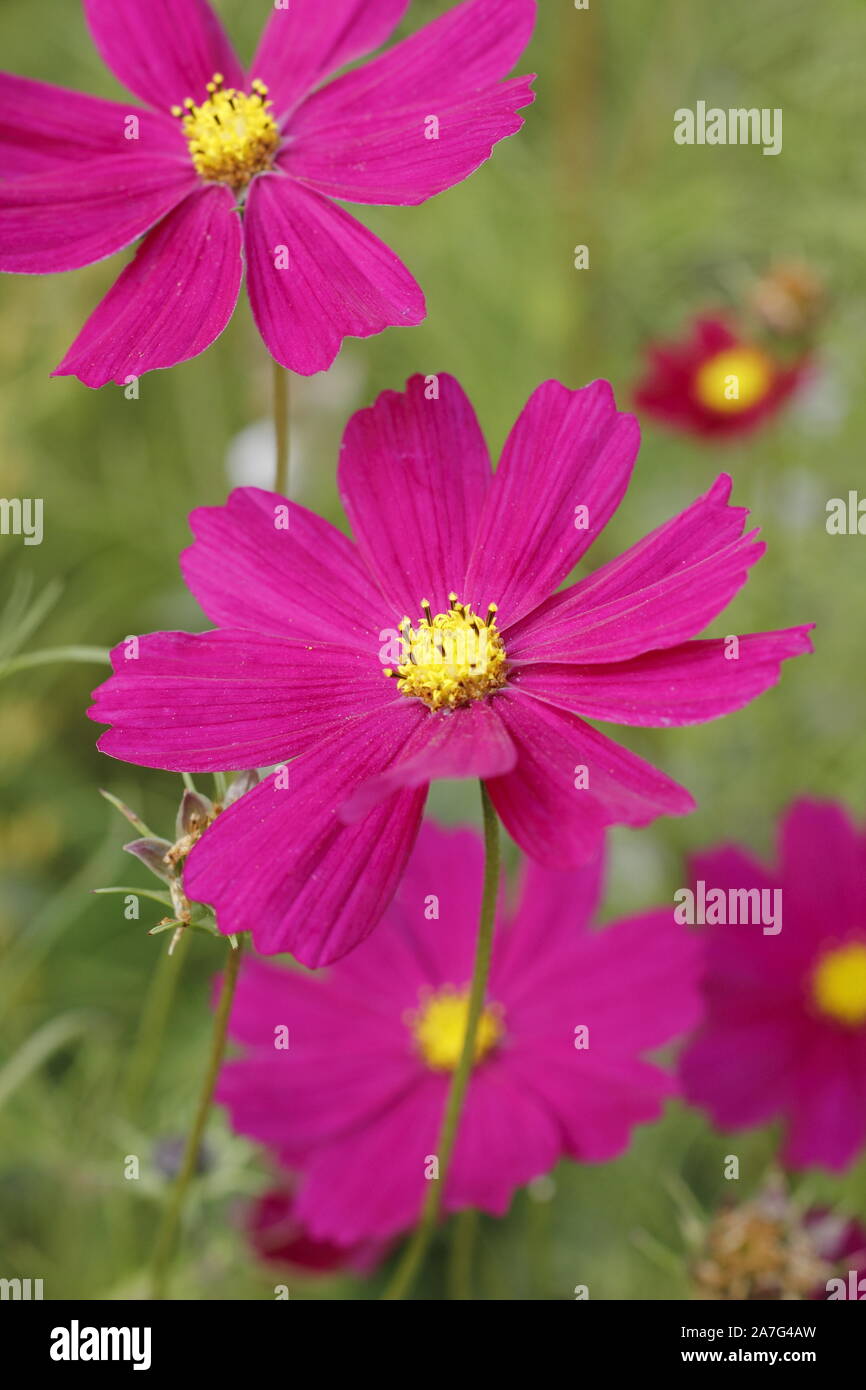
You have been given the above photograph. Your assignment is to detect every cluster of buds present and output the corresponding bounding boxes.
[99,772,258,950]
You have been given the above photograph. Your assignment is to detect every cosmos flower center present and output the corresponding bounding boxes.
[694,346,774,414]
[408,987,504,1071]
[811,942,866,1026]
[171,74,280,191]
[384,595,507,712]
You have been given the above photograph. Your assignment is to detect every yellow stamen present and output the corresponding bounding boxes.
[408,987,504,1072]
[811,942,866,1026]
[389,596,507,712]
[693,346,774,414]
[172,72,279,192]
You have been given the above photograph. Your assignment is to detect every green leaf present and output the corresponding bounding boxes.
[0,644,110,682]
[93,886,173,908]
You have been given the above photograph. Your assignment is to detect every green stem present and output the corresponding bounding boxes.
[149,935,244,1300]
[273,359,290,496]
[0,645,110,682]
[124,928,193,1118]
[527,1185,553,1299]
[448,1209,479,1301]
[383,783,500,1301]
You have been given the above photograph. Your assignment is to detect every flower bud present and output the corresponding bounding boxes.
[176,789,214,839]
[123,837,173,882]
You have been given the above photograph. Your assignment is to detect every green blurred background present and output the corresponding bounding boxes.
[2,0,865,1299]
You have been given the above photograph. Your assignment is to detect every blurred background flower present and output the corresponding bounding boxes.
[246,1181,389,1278]
[633,313,809,440]
[681,800,866,1173]
[688,1178,866,1301]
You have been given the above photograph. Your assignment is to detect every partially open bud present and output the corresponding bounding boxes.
[176,789,214,840]
[224,768,260,806]
[123,837,174,883]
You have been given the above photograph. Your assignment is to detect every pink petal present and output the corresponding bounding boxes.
[782,1035,866,1173]
[491,852,605,997]
[0,155,197,273]
[510,629,814,726]
[685,846,808,1003]
[463,380,640,627]
[339,700,517,822]
[243,173,425,375]
[444,1067,561,1216]
[0,73,181,177]
[83,0,244,111]
[337,374,492,615]
[181,487,391,644]
[251,0,410,120]
[286,77,535,206]
[780,800,866,947]
[680,1017,801,1130]
[691,844,777,901]
[90,629,397,771]
[221,957,397,1051]
[295,1082,443,1243]
[286,0,536,205]
[506,474,761,663]
[219,1049,420,1167]
[505,1046,678,1162]
[501,909,702,1052]
[184,707,429,965]
[335,822,489,1000]
[53,186,241,387]
[484,689,694,868]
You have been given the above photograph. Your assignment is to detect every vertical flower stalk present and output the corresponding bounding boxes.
[384,783,500,1301]
[448,1209,479,1301]
[149,934,245,1300]
[124,927,193,1117]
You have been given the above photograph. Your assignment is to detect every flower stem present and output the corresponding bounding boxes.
[0,645,110,683]
[273,359,290,495]
[149,934,244,1300]
[448,1208,479,1301]
[383,782,500,1301]
[124,927,193,1117]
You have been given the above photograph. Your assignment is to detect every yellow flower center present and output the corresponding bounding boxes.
[172,74,279,191]
[811,942,866,1026]
[384,595,507,712]
[693,346,774,414]
[409,987,504,1072]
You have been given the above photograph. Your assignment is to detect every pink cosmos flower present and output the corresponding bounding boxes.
[634,315,807,440]
[246,1181,387,1276]
[89,373,813,965]
[681,801,866,1172]
[0,0,536,384]
[217,820,701,1244]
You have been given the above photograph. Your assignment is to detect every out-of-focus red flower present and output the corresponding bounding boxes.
[247,1182,388,1276]
[634,315,807,440]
